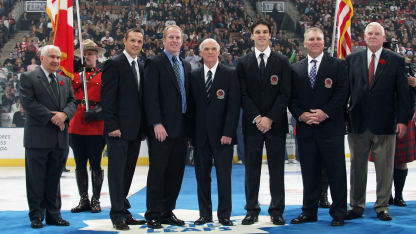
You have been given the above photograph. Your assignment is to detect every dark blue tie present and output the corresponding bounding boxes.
[206,70,212,99]
[172,56,186,113]
[309,59,317,88]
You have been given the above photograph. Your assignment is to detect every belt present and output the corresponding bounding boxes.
[76,99,100,106]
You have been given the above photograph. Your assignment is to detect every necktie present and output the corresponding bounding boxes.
[309,59,317,88]
[368,53,375,85]
[172,56,186,113]
[206,70,212,99]
[131,60,140,88]
[49,73,59,99]
[259,53,265,80]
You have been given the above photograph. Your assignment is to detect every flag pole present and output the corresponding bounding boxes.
[330,0,339,57]
[75,0,89,111]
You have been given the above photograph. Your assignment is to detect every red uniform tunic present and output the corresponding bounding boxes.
[69,68,104,135]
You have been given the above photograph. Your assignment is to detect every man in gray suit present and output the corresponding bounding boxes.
[20,45,76,229]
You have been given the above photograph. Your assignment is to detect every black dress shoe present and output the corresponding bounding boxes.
[46,217,70,226]
[160,213,185,226]
[147,219,162,229]
[241,214,258,225]
[393,197,407,207]
[271,215,285,225]
[31,219,43,229]
[125,216,146,225]
[194,216,213,225]
[345,210,363,220]
[219,218,233,226]
[377,210,392,221]
[290,214,317,224]
[331,219,344,226]
[113,219,129,230]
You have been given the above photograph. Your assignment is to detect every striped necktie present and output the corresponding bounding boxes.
[206,70,212,99]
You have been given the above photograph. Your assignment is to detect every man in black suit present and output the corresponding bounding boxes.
[143,25,192,229]
[101,28,146,230]
[189,38,240,226]
[289,27,348,226]
[346,22,409,221]
[236,21,291,225]
[20,45,76,229]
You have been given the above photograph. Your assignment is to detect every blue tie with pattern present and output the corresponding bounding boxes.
[172,56,186,113]
[309,59,317,88]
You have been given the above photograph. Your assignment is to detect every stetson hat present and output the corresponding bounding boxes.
[74,39,106,57]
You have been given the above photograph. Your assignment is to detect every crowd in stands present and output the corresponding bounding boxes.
[1,0,416,127]
[294,0,416,65]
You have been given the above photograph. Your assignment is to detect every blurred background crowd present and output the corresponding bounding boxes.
[0,0,415,127]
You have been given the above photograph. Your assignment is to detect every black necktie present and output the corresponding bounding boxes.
[49,73,58,99]
[259,53,265,80]
[206,70,212,99]
[131,60,138,83]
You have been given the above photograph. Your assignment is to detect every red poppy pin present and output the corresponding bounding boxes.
[379,59,386,64]
[59,80,64,86]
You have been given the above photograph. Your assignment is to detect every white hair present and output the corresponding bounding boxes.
[365,22,385,36]
[40,45,61,57]
[199,38,220,51]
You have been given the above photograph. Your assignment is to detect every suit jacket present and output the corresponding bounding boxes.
[189,63,241,148]
[289,55,348,139]
[143,52,192,138]
[101,53,145,141]
[346,48,409,135]
[237,50,291,136]
[19,66,76,149]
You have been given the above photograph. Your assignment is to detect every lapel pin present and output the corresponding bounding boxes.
[216,89,225,99]
[324,78,333,88]
[270,75,279,85]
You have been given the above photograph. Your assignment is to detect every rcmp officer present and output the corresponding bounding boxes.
[69,39,106,213]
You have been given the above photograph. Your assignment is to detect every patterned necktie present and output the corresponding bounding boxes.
[172,56,186,113]
[206,70,212,99]
[259,53,265,80]
[131,60,140,88]
[49,73,59,99]
[309,59,317,88]
[368,53,375,85]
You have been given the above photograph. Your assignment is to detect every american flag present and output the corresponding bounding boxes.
[336,0,353,59]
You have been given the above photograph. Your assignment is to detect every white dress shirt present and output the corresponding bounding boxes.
[254,46,271,67]
[123,50,140,89]
[367,47,383,76]
[307,52,324,75]
[203,61,219,83]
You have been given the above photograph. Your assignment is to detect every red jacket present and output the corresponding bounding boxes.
[69,68,104,135]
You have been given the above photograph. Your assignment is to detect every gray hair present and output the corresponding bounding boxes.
[304,27,324,42]
[40,45,61,57]
[199,38,220,51]
[364,22,385,36]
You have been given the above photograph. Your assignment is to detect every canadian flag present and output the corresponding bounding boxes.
[46,0,74,79]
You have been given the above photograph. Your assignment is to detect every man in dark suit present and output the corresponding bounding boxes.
[289,27,348,226]
[143,25,192,229]
[20,45,76,229]
[346,22,409,221]
[101,28,146,230]
[236,21,291,225]
[189,38,240,226]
